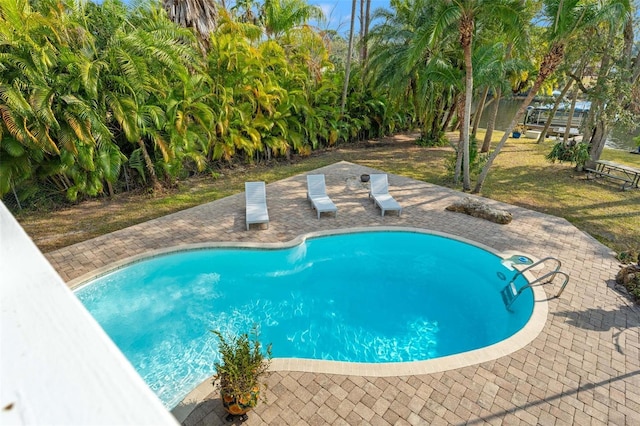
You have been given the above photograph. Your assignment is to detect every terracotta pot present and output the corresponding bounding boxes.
[220,387,260,416]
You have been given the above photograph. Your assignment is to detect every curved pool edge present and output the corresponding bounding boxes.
[172,279,547,421]
[70,226,436,288]
[82,226,548,420]
[69,226,539,289]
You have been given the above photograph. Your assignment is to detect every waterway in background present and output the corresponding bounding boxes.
[478,99,640,152]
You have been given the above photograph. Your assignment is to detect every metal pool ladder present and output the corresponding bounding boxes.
[501,256,570,310]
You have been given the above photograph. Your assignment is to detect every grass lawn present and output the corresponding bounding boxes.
[15,130,640,256]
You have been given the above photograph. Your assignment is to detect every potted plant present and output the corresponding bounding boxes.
[512,124,526,138]
[212,328,272,422]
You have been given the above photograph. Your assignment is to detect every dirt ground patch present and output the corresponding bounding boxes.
[14,131,640,255]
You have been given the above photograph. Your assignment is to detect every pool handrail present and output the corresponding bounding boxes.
[502,256,570,309]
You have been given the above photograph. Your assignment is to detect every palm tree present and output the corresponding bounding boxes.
[230,0,260,24]
[0,0,120,201]
[101,2,199,191]
[361,0,372,65]
[432,0,522,191]
[163,0,218,48]
[164,73,215,174]
[107,92,166,192]
[473,0,632,193]
[261,0,323,40]
[341,0,357,115]
[367,0,450,142]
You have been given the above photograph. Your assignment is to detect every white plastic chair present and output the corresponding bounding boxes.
[369,174,402,216]
[306,174,337,219]
[245,181,269,230]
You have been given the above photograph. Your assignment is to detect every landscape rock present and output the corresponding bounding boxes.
[445,197,513,224]
[616,264,640,286]
[615,264,640,302]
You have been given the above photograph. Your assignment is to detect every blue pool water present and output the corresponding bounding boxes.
[75,231,533,409]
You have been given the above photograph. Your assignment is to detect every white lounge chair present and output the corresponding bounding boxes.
[369,174,402,216]
[245,181,269,230]
[306,174,337,219]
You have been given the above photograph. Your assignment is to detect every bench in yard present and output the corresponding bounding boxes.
[585,168,634,190]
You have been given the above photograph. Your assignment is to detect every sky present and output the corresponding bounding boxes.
[307,0,392,33]
[111,0,393,34]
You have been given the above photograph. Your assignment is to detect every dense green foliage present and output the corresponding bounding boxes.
[0,0,410,207]
[1,0,638,209]
[546,141,590,167]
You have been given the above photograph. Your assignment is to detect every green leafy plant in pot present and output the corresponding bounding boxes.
[212,328,272,422]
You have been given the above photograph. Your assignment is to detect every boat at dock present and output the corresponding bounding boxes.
[523,101,590,139]
[479,99,638,150]
[524,101,590,128]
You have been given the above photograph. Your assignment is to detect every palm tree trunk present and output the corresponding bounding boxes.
[123,166,131,192]
[471,86,489,139]
[106,180,115,197]
[481,87,501,152]
[340,0,357,114]
[359,0,364,61]
[362,0,372,66]
[460,16,473,191]
[163,0,217,50]
[442,94,459,132]
[430,95,445,140]
[473,42,565,194]
[138,138,162,191]
[57,174,72,190]
[562,89,579,143]
[454,95,464,183]
[536,79,572,143]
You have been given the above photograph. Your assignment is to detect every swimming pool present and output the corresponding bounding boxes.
[74,229,539,409]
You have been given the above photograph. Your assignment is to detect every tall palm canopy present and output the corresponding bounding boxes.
[262,0,323,39]
[432,0,523,190]
[1,0,637,204]
[472,0,632,193]
[163,0,217,43]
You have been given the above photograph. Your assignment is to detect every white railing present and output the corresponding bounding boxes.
[1,203,178,425]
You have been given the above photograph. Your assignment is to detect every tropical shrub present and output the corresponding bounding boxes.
[0,0,407,209]
[546,141,590,168]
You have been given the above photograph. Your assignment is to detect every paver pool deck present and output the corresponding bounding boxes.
[47,161,639,425]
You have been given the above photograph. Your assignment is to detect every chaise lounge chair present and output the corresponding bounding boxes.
[369,174,402,216]
[245,181,269,230]
[307,174,338,219]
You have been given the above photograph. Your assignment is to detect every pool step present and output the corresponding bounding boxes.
[500,282,518,307]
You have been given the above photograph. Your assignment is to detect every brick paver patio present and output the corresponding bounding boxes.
[47,161,640,425]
